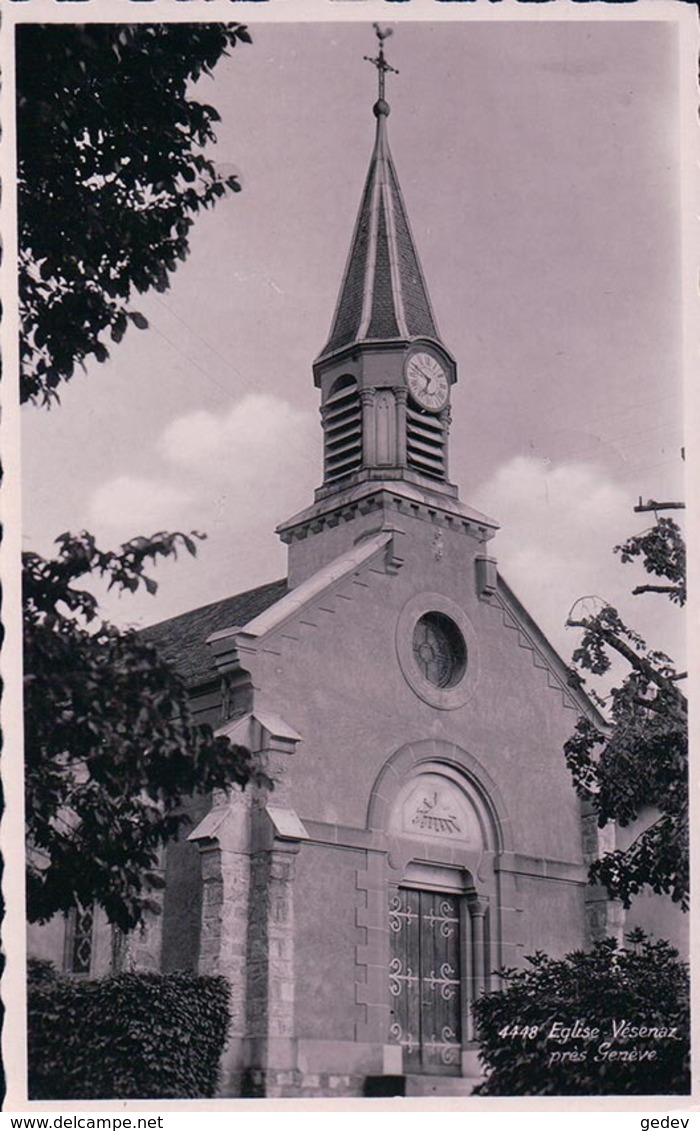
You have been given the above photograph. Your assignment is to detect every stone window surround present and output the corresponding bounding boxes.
[395,592,479,710]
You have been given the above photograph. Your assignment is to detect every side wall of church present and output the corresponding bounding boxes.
[28,907,115,978]
[614,811,688,958]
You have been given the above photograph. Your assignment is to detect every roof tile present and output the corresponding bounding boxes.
[140,578,288,687]
[319,111,441,360]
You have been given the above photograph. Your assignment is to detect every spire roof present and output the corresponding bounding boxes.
[316,30,442,363]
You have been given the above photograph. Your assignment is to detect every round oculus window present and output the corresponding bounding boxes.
[411,612,467,689]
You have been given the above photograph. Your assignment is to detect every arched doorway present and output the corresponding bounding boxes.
[389,870,489,1076]
[367,744,507,1079]
[388,867,491,1076]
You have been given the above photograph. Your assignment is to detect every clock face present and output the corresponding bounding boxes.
[406,351,449,412]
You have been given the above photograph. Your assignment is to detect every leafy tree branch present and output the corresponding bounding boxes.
[24,532,269,932]
[564,514,687,910]
[19,25,266,932]
[17,22,251,404]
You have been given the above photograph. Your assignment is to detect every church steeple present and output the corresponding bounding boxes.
[317,28,442,362]
[278,26,498,580]
[311,26,458,498]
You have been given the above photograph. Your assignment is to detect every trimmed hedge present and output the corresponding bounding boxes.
[472,931,689,1096]
[27,961,230,1099]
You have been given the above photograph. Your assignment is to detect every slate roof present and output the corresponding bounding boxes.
[317,105,441,362]
[140,578,288,688]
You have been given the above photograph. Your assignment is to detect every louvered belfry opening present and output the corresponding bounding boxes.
[324,375,362,484]
[406,404,446,481]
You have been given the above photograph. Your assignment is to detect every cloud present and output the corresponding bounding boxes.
[84,393,321,588]
[155,392,320,531]
[471,456,681,663]
[89,393,319,531]
[84,394,322,625]
[158,393,318,486]
[88,475,194,532]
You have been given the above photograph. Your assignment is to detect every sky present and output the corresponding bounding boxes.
[20,14,688,676]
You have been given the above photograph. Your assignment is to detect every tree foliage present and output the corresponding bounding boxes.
[17,22,251,405]
[19,23,265,932]
[565,513,687,909]
[472,931,689,1095]
[616,515,686,604]
[24,531,268,932]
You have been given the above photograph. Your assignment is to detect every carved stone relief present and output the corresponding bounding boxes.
[389,773,483,849]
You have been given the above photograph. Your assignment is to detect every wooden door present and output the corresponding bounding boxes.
[388,888,462,1075]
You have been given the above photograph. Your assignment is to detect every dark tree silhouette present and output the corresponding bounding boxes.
[565,511,687,910]
[17,22,250,404]
[24,531,269,932]
[19,25,263,930]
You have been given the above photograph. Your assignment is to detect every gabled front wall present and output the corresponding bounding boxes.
[246,509,585,864]
[219,505,592,1091]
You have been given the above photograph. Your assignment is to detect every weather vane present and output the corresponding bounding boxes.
[363,24,399,104]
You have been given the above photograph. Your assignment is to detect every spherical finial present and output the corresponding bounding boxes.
[373,99,390,118]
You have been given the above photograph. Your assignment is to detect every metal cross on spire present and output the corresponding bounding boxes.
[363,24,399,105]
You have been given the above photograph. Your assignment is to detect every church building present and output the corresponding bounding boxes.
[29,28,676,1099]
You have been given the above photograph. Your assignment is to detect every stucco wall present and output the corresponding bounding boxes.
[27,906,114,977]
[27,917,67,970]
[161,793,211,972]
[512,875,588,959]
[161,840,203,972]
[251,507,585,871]
[293,841,364,1040]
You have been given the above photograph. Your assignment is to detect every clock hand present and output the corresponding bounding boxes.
[421,372,438,395]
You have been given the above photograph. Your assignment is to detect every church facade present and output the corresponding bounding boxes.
[27,32,682,1100]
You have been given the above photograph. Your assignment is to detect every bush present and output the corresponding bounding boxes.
[472,931,689,1095]
[26,958,58,985]
[27,964,230,1099]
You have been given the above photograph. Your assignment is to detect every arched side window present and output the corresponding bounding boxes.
[323,375,361,484]
[64,903,94,975]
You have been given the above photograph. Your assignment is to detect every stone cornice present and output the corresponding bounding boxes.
[277,482,498,546]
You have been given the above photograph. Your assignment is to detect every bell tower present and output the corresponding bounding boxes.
[278,25,497,584]
[314,25,457,499]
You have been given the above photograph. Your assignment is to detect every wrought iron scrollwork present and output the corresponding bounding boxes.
[389,891,418,933]
[424,1026,460,1066]
[422,962,459,1001]
[389,956,418,997]
[388,888,462,1076]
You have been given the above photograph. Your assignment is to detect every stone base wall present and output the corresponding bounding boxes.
[218,1037,393,1098]
[581,811,625,945]
[239,1069,364,1099]
[297,1073,365,1099]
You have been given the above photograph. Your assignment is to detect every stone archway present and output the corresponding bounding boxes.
[358,740,513,1080]
[366,738,513,858]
